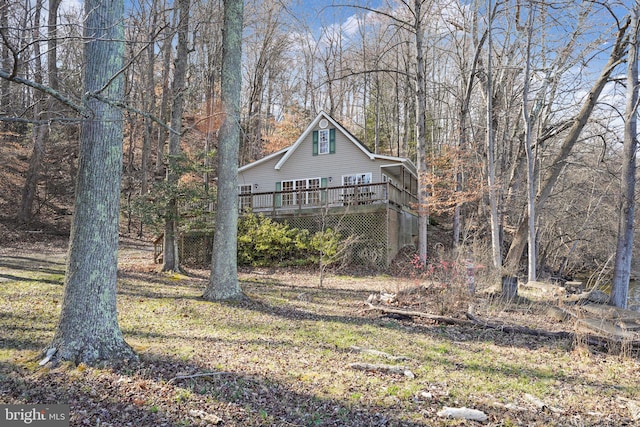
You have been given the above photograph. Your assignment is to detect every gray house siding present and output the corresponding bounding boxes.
[239,126,390,190]
[238,155,280,191]
[277,125,381,185]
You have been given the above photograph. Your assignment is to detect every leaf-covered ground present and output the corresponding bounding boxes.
[1,239,639,426]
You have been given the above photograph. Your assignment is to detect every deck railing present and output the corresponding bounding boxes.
[240,182,417,214]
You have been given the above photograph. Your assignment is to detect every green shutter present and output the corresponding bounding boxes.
[312,131,319,156]
[329,128,336,154]
[275,181,282,207]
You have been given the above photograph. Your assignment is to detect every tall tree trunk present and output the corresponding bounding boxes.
[203,0,244,301]
[503,20,630,273]
[155,5,176,177]
[162,0,190,272]
[522,2,537,282]
[414,0,429,262]
[611,7,639,308]
[485,1,502,270]
[48,0,136,365]
[453,20,487,247]
[139,0,158,237]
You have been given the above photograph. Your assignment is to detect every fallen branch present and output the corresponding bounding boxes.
[465,311,573,339]
[168,371,230,384]
[350,345,410,361]
[466,311,640,348]
[365,302,640,350]
[348,362,415,378]
[365,303,471,326]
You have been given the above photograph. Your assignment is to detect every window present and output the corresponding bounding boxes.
[313,129,335,155]
[281,178,321,206]
[306,178,321,205]
[342,173,371,188]
[238,184,252,211]
[318,129,330,154]
[342,173,372,203]
[282,180,295,206]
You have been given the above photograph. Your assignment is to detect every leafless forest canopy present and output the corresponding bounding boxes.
[0,0,636,280]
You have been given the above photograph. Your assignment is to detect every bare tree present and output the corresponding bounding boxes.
[19,0,48,223]
[484,0,501,270]
[521,0,536,281]
[611,3,639,308]
[203,0,245,301]
[162,0,190,272]
[503,16,630,273]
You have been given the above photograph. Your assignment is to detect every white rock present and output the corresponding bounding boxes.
[437,406,488,422]
[38,347,57,366]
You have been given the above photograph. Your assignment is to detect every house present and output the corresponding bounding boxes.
[238,111,419,268]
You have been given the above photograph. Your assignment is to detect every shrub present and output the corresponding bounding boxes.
[238,213,308,266]
[238,213,347,269]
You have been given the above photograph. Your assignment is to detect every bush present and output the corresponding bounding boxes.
[238,213,304,266]
[238,213,345,268]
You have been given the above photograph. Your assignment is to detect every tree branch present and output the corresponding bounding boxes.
[0,69,84,113]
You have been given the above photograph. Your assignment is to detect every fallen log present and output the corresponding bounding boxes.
[364,303,472,326]
[465,311,640,348]
[464,311,574,339]
[365,302,640,349]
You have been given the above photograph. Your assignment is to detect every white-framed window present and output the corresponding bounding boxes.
[238,184,252,211]
[342,173,372,203]
[282,180,295,206]
[342,173,372,189]
[281,177,321,206]
[318,129,330,154]
[306,178,321,205]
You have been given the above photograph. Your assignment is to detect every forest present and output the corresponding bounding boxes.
[1,0,638,294]
[1,0,640,425]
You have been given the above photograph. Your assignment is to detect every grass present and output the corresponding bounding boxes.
[1,245,640,426]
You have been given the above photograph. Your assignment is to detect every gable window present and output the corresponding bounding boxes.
[238,184,252,211]
[312,128,336,155]
[318,129,330,154]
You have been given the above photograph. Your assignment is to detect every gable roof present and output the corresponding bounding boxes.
[239,111,417,177]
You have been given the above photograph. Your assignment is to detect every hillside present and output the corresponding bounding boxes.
[0,128,74,244]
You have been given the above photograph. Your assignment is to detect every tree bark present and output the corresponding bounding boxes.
[155,8,176,177]
[48,0,136,365]
[611,7,639,308]
[485,1,502,270]
[162,0,190,272]
[414,0,429,263]
[139,0,158,235]
[0,0,9,112]
[204,0,244,301]
[521,2,537,282]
